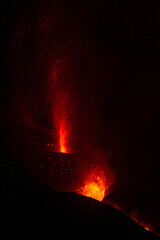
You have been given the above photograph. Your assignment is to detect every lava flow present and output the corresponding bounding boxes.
[130,214,153,233]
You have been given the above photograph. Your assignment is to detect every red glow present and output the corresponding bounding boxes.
[81,175,106,201]
[130,214,153,232]
[51,66,70,153]
[78,166,113,201]
[54,88,69,153]
[51,63,76,154]
[59,119,68,153]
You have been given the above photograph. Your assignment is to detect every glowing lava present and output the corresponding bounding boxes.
[59,119,68,153]
[78,167,111,201]
[81,177,106,201]
[51,64,76,154]
[52,76,71,153]
[130,214,152,233]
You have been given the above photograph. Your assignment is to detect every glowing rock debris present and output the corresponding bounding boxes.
[81,177,106,201]
[78,167,111,201]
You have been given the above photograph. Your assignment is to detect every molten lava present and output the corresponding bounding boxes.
[81,176,106,201]
[51,64,76,154]
[59,119,68,153]
[130,214,152,233]
[78,167,112,201]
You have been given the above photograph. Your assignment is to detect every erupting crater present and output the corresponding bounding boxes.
[50,63,114,201]
[77,166,114,202]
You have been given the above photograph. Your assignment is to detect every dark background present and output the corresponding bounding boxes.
[1,0,160,234]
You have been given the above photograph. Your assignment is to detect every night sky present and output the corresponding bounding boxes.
[1,0,160,234]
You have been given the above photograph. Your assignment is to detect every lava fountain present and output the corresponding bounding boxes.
[59,119,68,153]
[79,168,106,201]
[54,88,71,153]
[50,62,77,154]
[50,63,114,201]
[77,158,115,202]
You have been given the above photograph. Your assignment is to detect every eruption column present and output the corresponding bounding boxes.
[59,119,68,153]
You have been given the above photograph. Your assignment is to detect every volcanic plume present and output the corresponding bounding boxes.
[49,60,78,154]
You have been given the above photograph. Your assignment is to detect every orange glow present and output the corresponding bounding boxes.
[51,63,77,154]
[140,223,151,232]
[78,167,111,201]
[59,119,68,153]
[81,178,106,201]
[130,214,152,232]
[139,223,151,232]
[53,87,70,153]
[144,227,149,231]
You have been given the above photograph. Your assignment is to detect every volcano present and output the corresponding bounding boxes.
[0,148,158,239]
[1,0,160,237]
[1,123,159,239]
